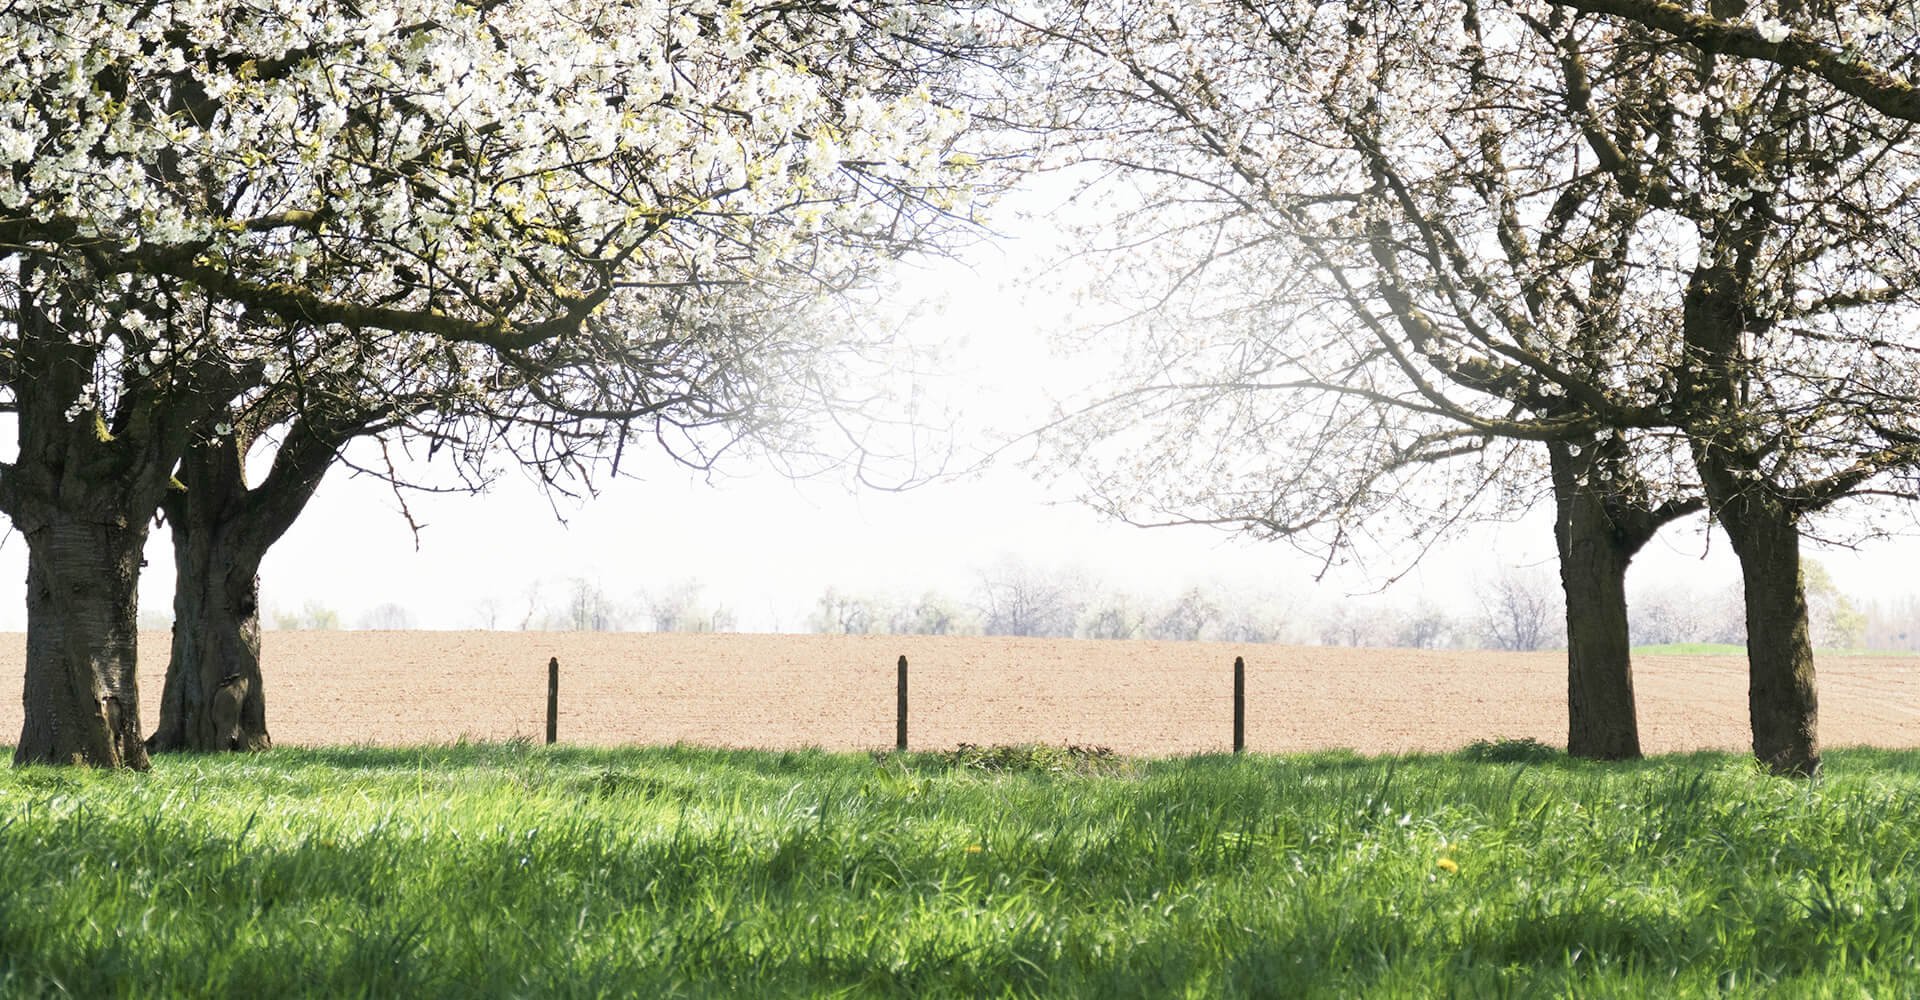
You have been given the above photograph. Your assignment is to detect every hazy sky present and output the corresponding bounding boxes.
[4,410,1894,636]
[0,215,1915,634]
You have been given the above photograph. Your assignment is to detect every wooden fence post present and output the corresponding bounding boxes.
[1233,655,1245,755]
[546,656,559,746]
[896,655,908,753]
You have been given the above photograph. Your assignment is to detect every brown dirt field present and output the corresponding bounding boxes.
[0,632,1915,756]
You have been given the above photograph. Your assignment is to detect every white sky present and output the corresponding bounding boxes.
[17,425,1896,635]
[1,207,1917,634]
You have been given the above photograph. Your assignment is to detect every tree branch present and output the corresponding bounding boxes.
[1552,0,1920,122]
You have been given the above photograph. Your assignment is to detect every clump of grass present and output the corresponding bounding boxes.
[1458,735,1563,764]
[938,741,1128,775]
[566,766,692,802]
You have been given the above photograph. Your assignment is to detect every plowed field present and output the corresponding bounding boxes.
[2,632,1915,754]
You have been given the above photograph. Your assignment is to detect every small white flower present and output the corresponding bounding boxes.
[1756,19,1791,43]
[1844,13,1887,37]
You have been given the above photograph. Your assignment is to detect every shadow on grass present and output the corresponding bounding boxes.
[233,741,860,778]
[8,740,1917,788]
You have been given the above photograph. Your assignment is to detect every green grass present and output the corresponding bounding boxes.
[1633,642,1751,656]
[1634,642,1919,657]
[3,742,1919,998]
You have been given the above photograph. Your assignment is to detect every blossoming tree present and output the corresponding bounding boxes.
[1547,0,1920,122]
[1021,0,1920,774]
[0,0,988,766]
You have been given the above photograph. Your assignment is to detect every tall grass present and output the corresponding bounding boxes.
[1,742,1916,997]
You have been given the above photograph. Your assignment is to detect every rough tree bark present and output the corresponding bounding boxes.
[1548,436,1699,761]
[1684,262,1821,777]
[4,273,157,769]
[148,432,270,752]
[1703,463,1821,777]
[2,261,245,767]
[15,514,152,768]
[147,414,357,753]
[1549,442,1641,760]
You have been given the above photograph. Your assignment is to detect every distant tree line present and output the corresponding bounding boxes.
[796,556,1892,655]
[247,555,1892,653]
[506,578,739,634]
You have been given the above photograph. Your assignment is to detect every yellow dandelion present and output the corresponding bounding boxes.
[1436,857,1460,874]
[965,844,984,855]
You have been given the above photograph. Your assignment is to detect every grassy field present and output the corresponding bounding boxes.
[1632,642,1753,656]
[2,742,1917,998]
[1632,642,1919,657]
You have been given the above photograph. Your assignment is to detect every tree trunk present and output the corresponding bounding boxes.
[1716,489,1820,777]
[146,414,352,754]
[2,255,253,768]
[1548,440,1642,761]
[148,435,271,753]
[146,525,270,753]
[1682,261,1821,777]
[14,515,152,768]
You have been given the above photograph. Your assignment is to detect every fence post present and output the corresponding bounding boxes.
[896,655,908,753]
[1233,655,1245,755]
[546,656,559,746]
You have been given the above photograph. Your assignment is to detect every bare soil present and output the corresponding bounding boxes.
[0,632,1914,755]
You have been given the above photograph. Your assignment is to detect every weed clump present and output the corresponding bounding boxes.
[1459,736,1562,764]
[939,742,1127,776]
[568,767,689,801]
